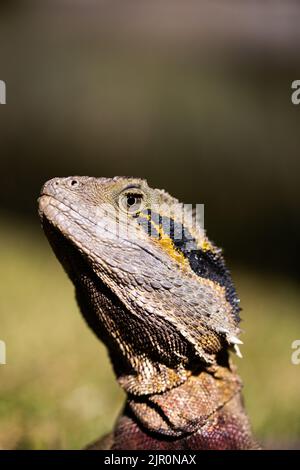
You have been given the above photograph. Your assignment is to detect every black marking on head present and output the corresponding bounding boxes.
[166,218,240,321]
[185,249,241,321]
[134,210,240,321]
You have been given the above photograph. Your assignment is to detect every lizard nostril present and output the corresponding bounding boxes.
[70,179,79,187]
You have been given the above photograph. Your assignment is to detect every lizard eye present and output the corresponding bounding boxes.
[119,192,144,215]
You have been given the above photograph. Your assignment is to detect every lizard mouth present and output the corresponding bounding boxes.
[38,193,105,274]
[38,193,93,228]
[39,194,79,275]
[40,210,95,287]
[38,194,51,220]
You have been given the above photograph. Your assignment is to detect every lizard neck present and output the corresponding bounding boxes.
[126,361,242,438]
[109,362,258,450]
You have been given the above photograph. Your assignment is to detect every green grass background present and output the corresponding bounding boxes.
[0,217,299,449]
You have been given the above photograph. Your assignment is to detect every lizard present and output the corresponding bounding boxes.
[38,176,258,450]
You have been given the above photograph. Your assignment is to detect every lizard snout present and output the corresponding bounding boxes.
[40,177,82,198]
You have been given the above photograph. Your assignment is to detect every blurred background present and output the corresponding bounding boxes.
[0,0,300,449]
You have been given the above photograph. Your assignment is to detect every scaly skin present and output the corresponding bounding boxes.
[38,176,258,450]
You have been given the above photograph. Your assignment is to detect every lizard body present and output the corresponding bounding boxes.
[38,176,257,450]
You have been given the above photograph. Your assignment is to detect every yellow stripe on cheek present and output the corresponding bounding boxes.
[200,238,215,252]
[136,212,188,266]
[155,236,187,266]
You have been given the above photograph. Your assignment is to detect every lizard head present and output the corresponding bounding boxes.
[39,176,242,395]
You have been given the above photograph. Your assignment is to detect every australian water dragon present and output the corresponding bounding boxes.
[38,176,258,450]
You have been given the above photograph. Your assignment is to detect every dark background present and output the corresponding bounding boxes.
[0,1,299,450]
